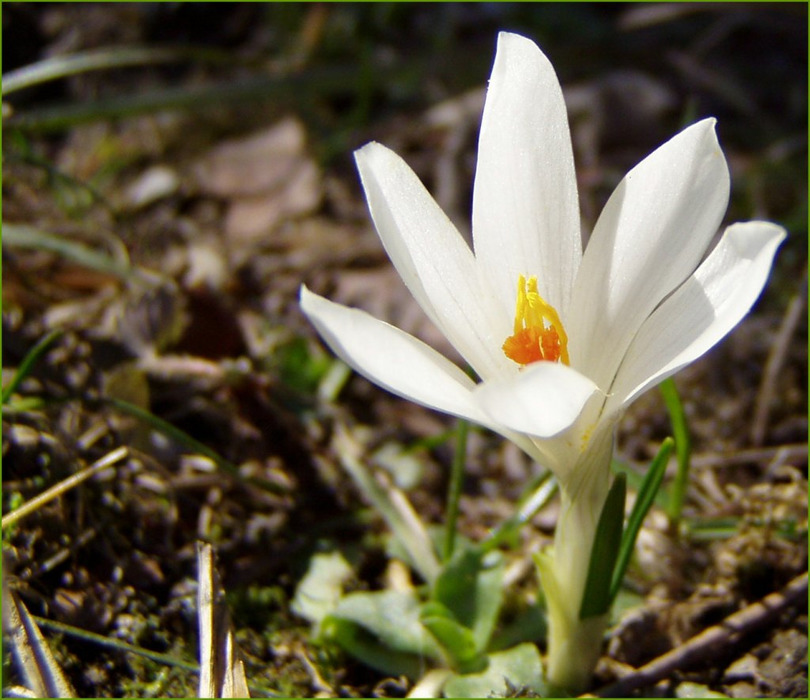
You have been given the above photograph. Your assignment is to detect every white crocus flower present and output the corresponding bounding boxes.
[300,31,785,692]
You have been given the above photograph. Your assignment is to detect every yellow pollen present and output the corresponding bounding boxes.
[502,275,569,366]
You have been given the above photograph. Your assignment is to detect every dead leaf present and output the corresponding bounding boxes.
[197,542,250,698]
[2,570,76,698]
[193,118,322,250]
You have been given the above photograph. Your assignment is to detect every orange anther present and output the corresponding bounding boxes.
[502,275,569,366]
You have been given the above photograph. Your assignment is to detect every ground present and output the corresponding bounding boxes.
[2,4,807,698]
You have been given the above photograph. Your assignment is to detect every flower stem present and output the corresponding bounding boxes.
[443,419,469,562]
[536,428,614,694]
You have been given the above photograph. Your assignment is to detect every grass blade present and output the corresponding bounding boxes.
[4,66,361,133]
[3,223,134,281]
[479,473,557,555]
[659,378,691,523]
[2,46,205,95]
[609,438,674,605]
[103,397,288,495]
[2,328,63,404]
[442,419,468,562]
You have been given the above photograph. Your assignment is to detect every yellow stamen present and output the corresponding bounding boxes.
[502,275,569,366]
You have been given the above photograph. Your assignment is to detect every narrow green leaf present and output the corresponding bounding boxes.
[2,329,63,404]
[579,473,626,619]
[33,615,198,672]
[684,517,742,540]
[609,438,673,605]
[443,419,469,562]
[480,473,557,554]
[4,66,374,133]
[104,397,287,495]
[3,223,135,280]
[33,616,278,697]
[2,46,200,95]
[611,457,670,512]
[660,378,692,523]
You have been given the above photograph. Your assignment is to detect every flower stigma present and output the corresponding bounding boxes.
[502,274,569,366]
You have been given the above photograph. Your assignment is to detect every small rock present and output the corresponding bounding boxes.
[123,165,180,209]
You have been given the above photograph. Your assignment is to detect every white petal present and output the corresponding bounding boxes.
[355,142,510,380]
[472,32,581,316]
[605,221,786,415]
[569,119,730,392]
[475,361,600,439]
[300,286,492,424]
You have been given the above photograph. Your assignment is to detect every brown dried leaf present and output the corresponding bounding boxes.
[193,118,322,249]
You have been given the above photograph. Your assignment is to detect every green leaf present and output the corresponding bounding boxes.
[325,589,442,669]
[322,615,433,679]
[291,551,353,630]
[432,547,505,651]
[420,602,487,674]
[611,457,670,512]
[442,643,548,698]
[660,378,692,523]
[579,473,626,619]
[610,438,673,605]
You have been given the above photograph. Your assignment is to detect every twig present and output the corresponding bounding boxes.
[750,268,807,446]
[596,572,808,697]
[1,446,128,529]
[691,443,808,469]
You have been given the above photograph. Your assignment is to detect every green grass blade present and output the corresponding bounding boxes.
[659,378,692,523]
[609,438,673,605]
[479,473,557,554]
[579,473,626,620]
[33,614,199,672]
[103,397,288,496]
[4,65,360,133]
[442,419,468,562]
[2,46,206,95]
[32,616,282,697]
[2,329,63,404]
[3,223,134,281]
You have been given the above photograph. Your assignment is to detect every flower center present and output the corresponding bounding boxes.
[502,275,569,366]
